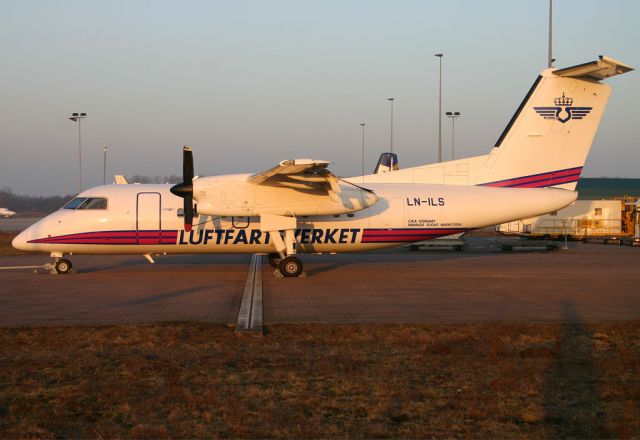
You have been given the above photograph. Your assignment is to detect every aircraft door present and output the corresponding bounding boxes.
[137,192,161,244]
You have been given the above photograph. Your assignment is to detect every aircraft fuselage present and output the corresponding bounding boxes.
[13,182,576,255]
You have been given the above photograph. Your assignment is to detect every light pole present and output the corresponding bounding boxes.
[548,0,553,68]
[445,111,461,160]
[68,112,87,193]
[103,145,108,185]
[434,53,443,162]
[360,123,366,177]
[387,98,395,154]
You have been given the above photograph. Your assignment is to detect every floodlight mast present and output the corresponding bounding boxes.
[387,98,395,155]
[103,145,108,185]
[434,53,443,162]
[68,112,87,193]
[445,111,461,160]
[360,123,366,177]
[548,0,553,68]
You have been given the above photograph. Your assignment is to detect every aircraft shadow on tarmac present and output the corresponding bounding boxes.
[71,249,543,275]
[296,250,539,277]
[542,302,611,438]
[117,283,225,306]
[75,254,252,273]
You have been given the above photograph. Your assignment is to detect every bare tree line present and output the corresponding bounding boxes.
[0,176,181,212]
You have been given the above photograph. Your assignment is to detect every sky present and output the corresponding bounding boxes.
[1,0,638,196]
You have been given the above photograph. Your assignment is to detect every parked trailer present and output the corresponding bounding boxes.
[497,198,640,244]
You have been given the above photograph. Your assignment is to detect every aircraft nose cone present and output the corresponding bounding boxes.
[11,229,29,251]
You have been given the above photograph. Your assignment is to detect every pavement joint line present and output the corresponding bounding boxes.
[0,265,48,270]
[235,254,263,335]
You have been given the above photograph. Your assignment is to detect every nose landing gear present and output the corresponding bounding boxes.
[54,258,73,274]
[49,253,73,274]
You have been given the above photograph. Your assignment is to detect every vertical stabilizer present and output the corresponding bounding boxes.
[357,56,633,189]
[479,56,633,189]
[374,153,399,174]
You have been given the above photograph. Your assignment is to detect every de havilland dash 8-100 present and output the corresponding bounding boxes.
[12,55,633,276]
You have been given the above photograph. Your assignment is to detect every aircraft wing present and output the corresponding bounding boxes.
[247,159,341,195]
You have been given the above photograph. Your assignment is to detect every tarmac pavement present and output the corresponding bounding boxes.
[0,242,638,327]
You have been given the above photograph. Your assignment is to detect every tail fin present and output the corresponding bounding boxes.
[479,56,633,189]
[374,153,399,174]
[359,56,633,189]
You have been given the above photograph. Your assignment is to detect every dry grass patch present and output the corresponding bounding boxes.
[0,323,638,438]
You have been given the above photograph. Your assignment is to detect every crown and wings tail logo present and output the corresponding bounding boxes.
[534,93,592,123]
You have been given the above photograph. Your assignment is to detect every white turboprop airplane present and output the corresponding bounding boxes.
[12,55,632,276]
[0,208,16,218]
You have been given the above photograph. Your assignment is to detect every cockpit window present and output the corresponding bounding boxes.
[63,198,87,209]
[80,198,108,209]
[63,197,108,210]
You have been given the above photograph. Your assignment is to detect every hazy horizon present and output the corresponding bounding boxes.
[1,0,638,196]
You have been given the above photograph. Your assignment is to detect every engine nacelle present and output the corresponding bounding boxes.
[192,175,378,217]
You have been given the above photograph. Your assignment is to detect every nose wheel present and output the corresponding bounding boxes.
[54,258,73,274]
[278,256,303,277]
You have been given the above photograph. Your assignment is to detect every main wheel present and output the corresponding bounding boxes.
[55,258,72,274]
[278,256,303,277]
[268,253,282,268]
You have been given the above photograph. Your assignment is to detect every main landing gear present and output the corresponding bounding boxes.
[268,252,303,277]
[262,214,305,278]
[268,253,282,268]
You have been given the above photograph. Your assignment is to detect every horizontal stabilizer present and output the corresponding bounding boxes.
[553,55,634,81]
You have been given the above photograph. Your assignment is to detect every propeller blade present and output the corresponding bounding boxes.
[184,194,193,232]
[183,146,193,187]
[170,145,195,231]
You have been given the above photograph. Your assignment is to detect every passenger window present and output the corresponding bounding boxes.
[63,198,87,209]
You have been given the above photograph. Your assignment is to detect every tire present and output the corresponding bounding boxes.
[278,256,303,277]
[55,259,72,274]
[268,253,282,268]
